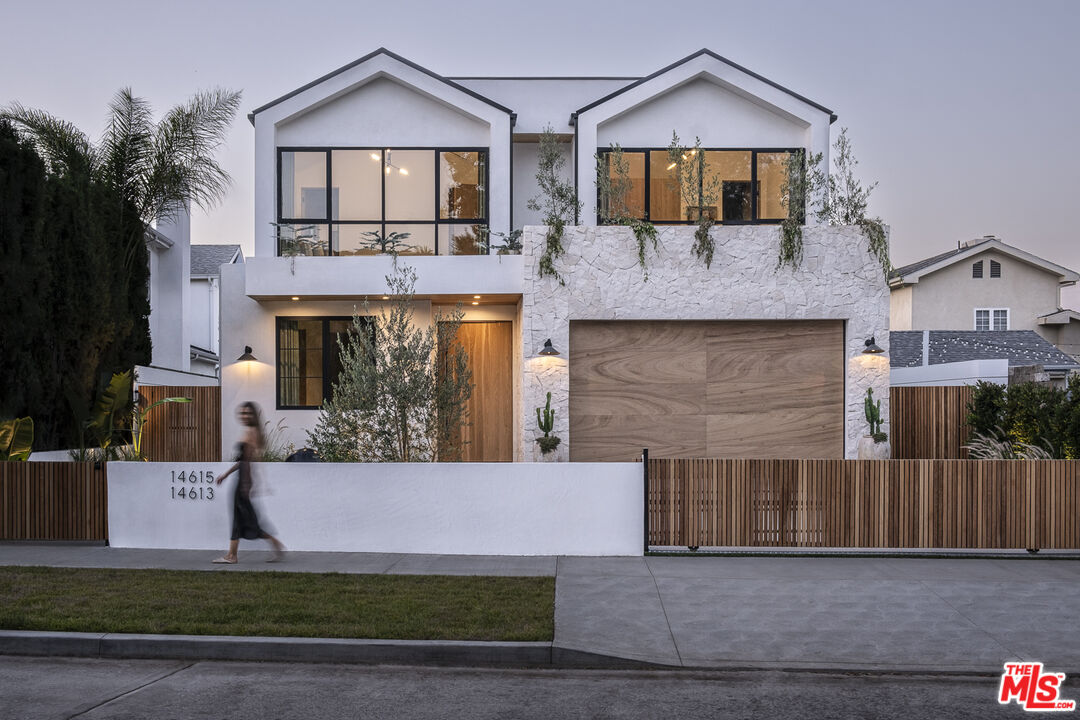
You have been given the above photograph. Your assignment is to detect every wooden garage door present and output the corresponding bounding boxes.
[569,320,844,461]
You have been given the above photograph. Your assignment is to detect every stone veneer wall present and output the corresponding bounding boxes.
[519,224,891,460]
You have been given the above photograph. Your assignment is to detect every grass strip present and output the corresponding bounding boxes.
[0,567,553,641]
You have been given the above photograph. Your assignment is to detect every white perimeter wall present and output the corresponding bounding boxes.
[108,462,643,556]
[890,359,1009,387]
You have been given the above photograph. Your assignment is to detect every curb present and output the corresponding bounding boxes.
[0,631,656,669]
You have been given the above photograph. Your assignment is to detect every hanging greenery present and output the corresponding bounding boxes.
[527,126,580,285]
[666,132,721,269]
[595,143,659,280]
[774,128,891,279]
[777,148,824,270]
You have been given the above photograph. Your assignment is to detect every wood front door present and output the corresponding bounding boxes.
[448,321,513,462]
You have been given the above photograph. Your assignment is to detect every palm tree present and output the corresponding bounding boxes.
[1,89,241,445]
[2,87,241,270]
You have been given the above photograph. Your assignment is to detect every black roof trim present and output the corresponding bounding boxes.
[248,48,514,126]
[573,49,835,121]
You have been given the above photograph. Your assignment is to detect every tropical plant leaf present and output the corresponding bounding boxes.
[1,417,34,461]
[88,371,132,445]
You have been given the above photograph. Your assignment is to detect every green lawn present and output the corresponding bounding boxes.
[0,567,554,641]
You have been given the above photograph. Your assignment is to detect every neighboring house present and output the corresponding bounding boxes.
[890,330,1080,388]
[188,244,243,378]
[889,236,1080,361]
[141,211,239,387]
[220,48,889,461]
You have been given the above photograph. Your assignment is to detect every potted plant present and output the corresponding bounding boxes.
[857,387,890,460]
[535,392,561,460]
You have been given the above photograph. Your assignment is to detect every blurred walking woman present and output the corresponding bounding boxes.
[212,402,285,564]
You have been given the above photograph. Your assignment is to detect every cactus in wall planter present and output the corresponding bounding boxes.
[535,392,561,457]
[858,387,890,460]
[864,387,887,443]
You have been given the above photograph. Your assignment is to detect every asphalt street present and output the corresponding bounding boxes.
[1,656,1071,720]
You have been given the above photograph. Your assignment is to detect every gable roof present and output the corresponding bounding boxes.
[889,330,1080,370]
[890,237,1080,287]
[572,48,836,122]
[191,244,242,276]
[248,48,513,125]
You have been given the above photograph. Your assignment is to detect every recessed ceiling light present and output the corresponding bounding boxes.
[382,296,389,300]
[471,301,479,305]
[473,295,481,299]
[291,296,299,301]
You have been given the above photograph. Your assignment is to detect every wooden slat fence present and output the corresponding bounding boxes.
[138,385,221,462]
[890,386,974,459]
[0,462,108,540]
[648,458,1080,549]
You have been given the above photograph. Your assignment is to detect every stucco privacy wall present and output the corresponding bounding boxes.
[520,225,891,460]
[108,462,643,556]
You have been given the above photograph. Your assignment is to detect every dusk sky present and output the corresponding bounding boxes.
[4,0,1078,306]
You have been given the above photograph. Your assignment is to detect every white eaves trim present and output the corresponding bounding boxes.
[251,50,512,130]
[1038,308,1080,325]
[894,239,1080,287]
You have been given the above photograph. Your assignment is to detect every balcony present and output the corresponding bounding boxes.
[242,254,524,301]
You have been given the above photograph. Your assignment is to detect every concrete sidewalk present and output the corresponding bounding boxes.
[2,544,1078,673]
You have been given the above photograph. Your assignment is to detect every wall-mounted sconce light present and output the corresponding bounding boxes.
[236,345,257,362]
[862,336,884,354]
[538,339,560,356]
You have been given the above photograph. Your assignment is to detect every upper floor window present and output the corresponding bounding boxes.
[277,148,488,257]
[596,148,794,224]
[972,261,983,278]
[975,308,1008,331]
[990,259,1001,278]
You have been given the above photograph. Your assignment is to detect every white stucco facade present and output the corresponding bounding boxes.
[519,225,891,460]
[221,48,887,462]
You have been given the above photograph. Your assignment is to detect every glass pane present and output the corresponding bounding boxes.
[386,223,436,255]
[440,151,486,219]
[385,150,435,221]
[332,150,382,220]
[993,310,1008,330]
[326,319,353,396]
[756,152,790,220]
[277,318,323,407]
[280,151,326,220]
[439,224,486,255]
[975,310,989,331]
[276,223,329,257]
[704,151,751,222]
[649,151,684,222]
[334,224,384,256]
[599,151,646,220]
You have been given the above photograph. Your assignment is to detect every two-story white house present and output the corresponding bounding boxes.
[220,48,890,461]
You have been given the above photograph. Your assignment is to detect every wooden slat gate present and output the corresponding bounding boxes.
[138,385,221,462]
[890,386,974,459]
[647,458,1080,549]
[0,462,108,540]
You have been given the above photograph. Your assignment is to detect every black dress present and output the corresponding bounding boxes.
[230,442,264,541]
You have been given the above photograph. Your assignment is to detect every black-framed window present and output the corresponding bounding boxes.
[277,147,489,257]
[990,260,1002,278]
[596,148,796,224]
[972,261,984,278]
[276,316,372,409]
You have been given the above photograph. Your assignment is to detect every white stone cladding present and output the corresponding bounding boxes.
[520,224,891,460]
